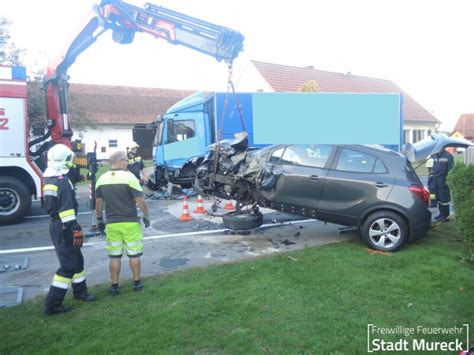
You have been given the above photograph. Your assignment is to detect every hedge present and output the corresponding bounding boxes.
[447,162,474,261]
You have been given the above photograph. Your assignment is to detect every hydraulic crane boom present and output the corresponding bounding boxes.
[43,0,244,147]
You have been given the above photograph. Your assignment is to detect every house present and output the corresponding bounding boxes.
[236,60,439,144]
[68,84,196,160]
[453,114,474,142]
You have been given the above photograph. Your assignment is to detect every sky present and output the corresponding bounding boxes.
[2,0,473,131]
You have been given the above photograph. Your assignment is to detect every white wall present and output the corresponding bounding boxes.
[403,121,438,144]
[73,125,135,160]
[232,59,274,93]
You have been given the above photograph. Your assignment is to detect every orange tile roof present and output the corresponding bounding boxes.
[68,83,197,125]
[252,60,439,123]
[453,114,474,140]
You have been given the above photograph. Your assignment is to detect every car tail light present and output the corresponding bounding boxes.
[409,185,430,205]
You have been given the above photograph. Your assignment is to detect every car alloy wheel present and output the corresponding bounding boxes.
[362,211,407,252]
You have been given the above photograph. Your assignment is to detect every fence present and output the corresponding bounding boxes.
[465,146,474,164]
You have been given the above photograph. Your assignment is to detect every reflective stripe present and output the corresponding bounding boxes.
[125,241,142,247]
[52,281,70,289]
[439,202,450,206]
[52,274,71,289]
[108,241,123,247]
[59,209,75,218]
[72,271,86,284]
[59,209,76,223]
[44,190,58,197]
[108,249,123,255]
[95,170,142,192]
[61,214,76,223]
[126,249,142,255]
[43,184,58,192]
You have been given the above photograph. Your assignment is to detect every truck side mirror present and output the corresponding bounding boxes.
[166,119,175,143]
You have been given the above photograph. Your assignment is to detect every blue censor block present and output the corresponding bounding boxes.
[251,93,402,149]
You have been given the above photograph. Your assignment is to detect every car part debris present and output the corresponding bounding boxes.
[0,286,23,308]
[0,257,29,272]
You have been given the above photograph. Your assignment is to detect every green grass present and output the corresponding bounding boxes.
[1,223,473,354]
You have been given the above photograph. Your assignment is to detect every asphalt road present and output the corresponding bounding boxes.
[0,187,356,302]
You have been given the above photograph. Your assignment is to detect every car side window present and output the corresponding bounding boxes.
[279,146,301,165]
[269,147,285,163]
[373,158,388,173]
[279,144,332,168]
[336,148,386,173]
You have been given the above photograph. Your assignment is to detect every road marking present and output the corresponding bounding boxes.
[25,211,91,219]
[0,219,316,254]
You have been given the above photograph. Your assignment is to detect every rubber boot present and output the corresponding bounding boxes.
[44,286,71,316]
[72,280,97,302]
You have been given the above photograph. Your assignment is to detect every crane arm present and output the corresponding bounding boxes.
[44,0,244,147]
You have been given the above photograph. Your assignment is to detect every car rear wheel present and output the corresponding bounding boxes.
[222,211,263,231]
[361,211,407,252]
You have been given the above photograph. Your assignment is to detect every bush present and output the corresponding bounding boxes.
[447,162,474,261]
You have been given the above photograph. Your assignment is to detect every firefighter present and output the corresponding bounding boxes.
[127,142,145,184]
[43,144,96,316]
[430,147,454,221]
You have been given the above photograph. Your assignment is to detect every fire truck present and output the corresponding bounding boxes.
[0,0,244,224]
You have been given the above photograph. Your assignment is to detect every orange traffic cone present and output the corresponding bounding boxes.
[179,196,193,221]
[224,200,235,211]
[194,195,206,214]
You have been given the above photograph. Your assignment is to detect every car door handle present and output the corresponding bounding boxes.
[310,175,322,180]
[375,182,388,188]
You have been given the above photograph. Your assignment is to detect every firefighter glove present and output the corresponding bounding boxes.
[143,216,151,228]
[65,222,83,248]
[73,229,84,248]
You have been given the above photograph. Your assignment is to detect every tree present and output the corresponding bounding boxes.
[299,80,319,92]
[27,74,95,137]
[0,16,25,65]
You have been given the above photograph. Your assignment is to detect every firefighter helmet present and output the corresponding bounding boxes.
[129,142,140,150]
[43,144,75,177]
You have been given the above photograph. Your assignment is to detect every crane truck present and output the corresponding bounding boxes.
[0,0,244,224]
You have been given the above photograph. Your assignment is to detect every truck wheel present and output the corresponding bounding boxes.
[222,211,263,231]
[361,211,407,252]
[0,177,31,224]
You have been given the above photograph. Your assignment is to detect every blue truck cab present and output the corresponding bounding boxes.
[151,91,262,188]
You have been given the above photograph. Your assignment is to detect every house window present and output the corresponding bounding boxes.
[108,139,118,148]
[403,129,410,144]
[411,129,424,143]
[101,147,106,153]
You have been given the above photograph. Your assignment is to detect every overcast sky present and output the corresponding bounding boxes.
[2,0,473,131]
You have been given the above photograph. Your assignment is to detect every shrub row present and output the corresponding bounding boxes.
[447,162,474,261]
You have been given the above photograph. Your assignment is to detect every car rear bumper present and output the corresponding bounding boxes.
[409,208,431,240]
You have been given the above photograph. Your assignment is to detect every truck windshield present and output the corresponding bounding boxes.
[167,120,196,143]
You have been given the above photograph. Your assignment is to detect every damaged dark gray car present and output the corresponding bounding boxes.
[183,133,471,251]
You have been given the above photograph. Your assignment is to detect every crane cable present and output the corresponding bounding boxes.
[210,62,247,206]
